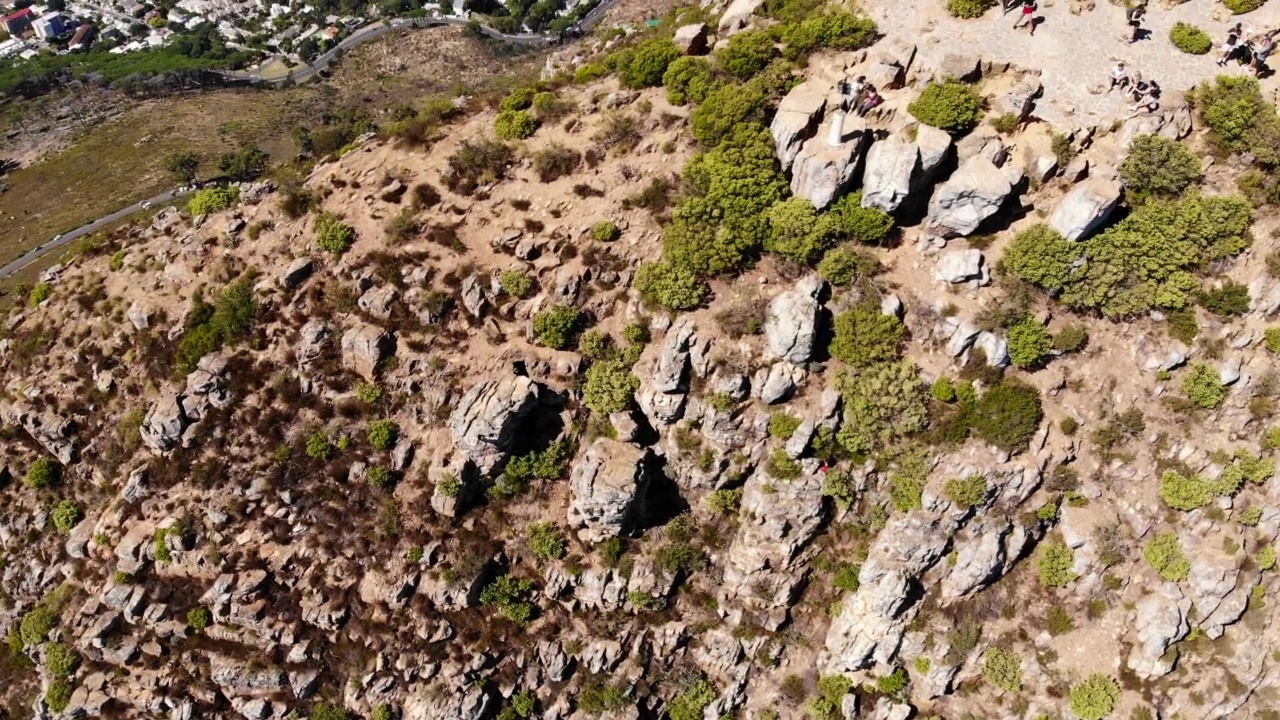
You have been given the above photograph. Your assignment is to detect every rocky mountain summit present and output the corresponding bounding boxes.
[3,2,1280,720]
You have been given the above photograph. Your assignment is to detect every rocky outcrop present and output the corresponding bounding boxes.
[926,156,1012,238]
[860,135,920,213]
[771,81,827,172]
[718,0,764,35]
[279,257,314,289]
[636,319,706,426]
[721,458,828,629]
[790,123,871,210]
[1128,582,1191,679]
[447,376,539,475]
[0,402,77,464]
[341,322,392,380]
[765,275,825,364]
[1048,176,1123,241]
[140,391,190,454]
[567,438,651,543]
[673,23,709,55]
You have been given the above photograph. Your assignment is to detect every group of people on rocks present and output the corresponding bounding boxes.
[837,76,885,118]
[1217,22,1277,77]
[1108,62,1164,119]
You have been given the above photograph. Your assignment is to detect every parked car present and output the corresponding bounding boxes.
[141,201,153,209]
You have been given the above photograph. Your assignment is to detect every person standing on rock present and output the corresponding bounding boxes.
[1252,31,1276,77]
[1013,0,1036,35]
[1125,3,1145,43]
[1219,23,1244,66]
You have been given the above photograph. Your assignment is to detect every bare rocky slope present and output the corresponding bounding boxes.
[2,4,1280,720]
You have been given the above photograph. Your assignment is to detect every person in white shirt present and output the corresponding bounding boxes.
[1108,62,1130,92]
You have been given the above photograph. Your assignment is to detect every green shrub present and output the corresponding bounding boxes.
[480,574,535,622]
[1158,469,1218,510]
[579,329,613,360]
[1266,327,1280,353]
[44,642,78,676]
[946,0,997,18]
[1169,22,1213,54]
[622,321,650,345]
[1144,530,1191,581]
[305,431,333,460]
[187,606,212,630]
[887,454,928,512]
[445,139,513,196]
[990,112,1019,134]
[997,224,1078,291]
[531,143,581,182]
[19,606,56,647]
[592,220,620,242]
[1036,541,1076,588]
[500,269,534,298]
[366,465,393,489]
[495,110,538,140]
[526,522,567,561]
[1121,134,1202,202]
[818,245,880,285]
[908,81,983,134]
[1224,0,1265,13]
[765,449,802,480]
[836,362,929,455]
[367,420,398,451]
[1182,362,1226,409]
[827,190,894,244]
[832,562,861,593]
[779,10,877,59]
[311,703,350,720]
[315,212,356,254]
[1200,280,1251,316]
[1259,545,1276,570]
[372,705,394,720]
[1046,606,1075,635]
[668,680,716,720]
[45,679,72,714]
[635,261,709,310]
[717,29,776,80]
[943,474,988,508]
[690,82,767,148]
[765,196,836,264]
[982,647,1022,692]
[822,468,857,511]
[28,282,51,307]
[930,377,957,402]
[1053,324,1088,353]
[532,304,581,349]
[829,305,904,367]
[768,412,803,440]
[707,488,743,515]
[25,457,60,488]
[972,380,1043,452]
[1007,318,1052,369]
[188,185,240,216]
[574,62,607,83]
[663,56,717,105]
[619,37,681,88]
[499,86,536,113]
[1191,75,1280,164]
[1069,674,1121,720]
[583,359,641,413]
[51,500,82,534]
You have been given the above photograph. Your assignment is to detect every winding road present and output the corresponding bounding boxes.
[2,1,623,280]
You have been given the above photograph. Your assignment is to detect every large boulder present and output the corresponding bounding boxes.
[860,135,920,213]
[934,249,986,284]
[447,376,539,475]
[636,319,701,426]
[1047,176,1123,241]
[765,275,825,363]
[0,402,77,464]
[926,156,1012,238]
[1128,582,1191,679]
[567,439,651,543]
[341,322,392,380]
[140,391,190,454]
[790,124,872,210]
[915,124,953,180]
[771,81,828,172]
[673,23,709,55]
[718,0,764,35]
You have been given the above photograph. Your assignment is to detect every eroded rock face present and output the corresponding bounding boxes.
[636,319,705,426]
[765,275,825,364]
[341,322,391,380]
[0,402,76,464]
[140,391,189,454]
[790,124,871,210]
[567,438,651,543]
[771,81,828,172]
[673,22,709,55]
[1048,176,1123,241]
[861,135,921,213]
[926,156,1012,238]
[1128,582,1191,679]
[448,376,539,475]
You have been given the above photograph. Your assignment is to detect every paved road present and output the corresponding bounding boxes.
[0,188,193,280]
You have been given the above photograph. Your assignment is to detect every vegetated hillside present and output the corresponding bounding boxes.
[1,2,1280,720]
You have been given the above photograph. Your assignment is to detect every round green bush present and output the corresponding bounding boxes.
[716,29,776,80]
[1182,362,1226,409]
[592,220,620,242]
[532,304,581,350]
[25,457,61,489]
[495,110,538,141]
[1169,22,1213,54]
[1068,674,1121,720]
[1224,0,1265,14]
[972,380,1043,452]
[908,81,984,134]
[583,359,641,414]
[946,0,997,18]
[187,606,212,630]
[635,261,709,310]
[315,212,355,255]
[367,420,398,451]
[1007,319,1053,369]
[51,500,83,534]
[1121,134,1203,202]
[620,37,682,89]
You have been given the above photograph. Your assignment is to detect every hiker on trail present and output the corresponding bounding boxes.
[1109,62,1130,91]
[1125,4,1145,43]
[1219,23,1244,66]
[1013,0,1036,35]
[1253,31,1276,76]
